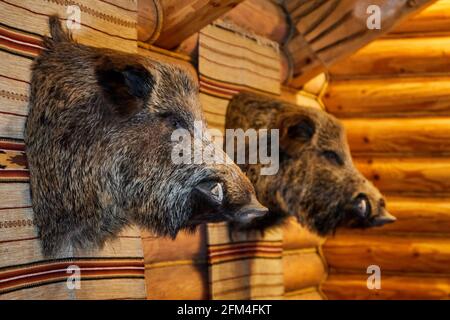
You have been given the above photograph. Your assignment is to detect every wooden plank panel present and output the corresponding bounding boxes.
[142,226,207,264]
[324,235,450,274]
[355,157,450,195]
[324,77,450,117]
[145,263,209,300]
[283,251,326,292]
[283,217,325,250]
[330,37,450,77]
[343,118,450,155]
[323,274,450,299]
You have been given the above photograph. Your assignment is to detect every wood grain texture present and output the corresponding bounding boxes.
[283,0,437,88]
[138,0,162,43]
[283,251,326,292]
[142,227,208,300]
[284,287,324,300]
[343,117,450,155]
[283,217,325,250]
[391,0,450,36]
[340,196,450,234]
[324,234,450,274]
[155,0,243,49]
[330,37,450,77]
[142,227,207,264]
[324,77,450,117]
[138,0,243,48]
[145,263,209,300]
[320,0,450,301]
[355,157,450,195]
[323,274,450,299]
[222,0,288,43]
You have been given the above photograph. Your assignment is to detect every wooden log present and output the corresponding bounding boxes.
[138,0,243,48]
[283,0,437,88]
[138,0,163,44]
[339,196,450,234]
[221,0,289,43]
[283,217,325,250]
[284,287,324,300]
[329,37,450,77]
[391,0,450,36]
[155,0,243,49]
[323,234,450,274]
[324,77,450,117]
[283,251,326,292]
[355,157,450,195]
[342,117,450,155]
[145,263,209,300]
[323,274,450,299]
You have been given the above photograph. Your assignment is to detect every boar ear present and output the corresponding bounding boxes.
[95,56,154,119]
[279,113,316,157]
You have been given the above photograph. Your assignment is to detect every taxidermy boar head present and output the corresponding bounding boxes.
[25,16,267,256]
[225,92,396,236]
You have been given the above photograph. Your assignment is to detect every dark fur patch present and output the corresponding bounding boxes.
[95,56,155,119]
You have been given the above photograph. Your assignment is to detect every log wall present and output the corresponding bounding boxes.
[321,0,450,299]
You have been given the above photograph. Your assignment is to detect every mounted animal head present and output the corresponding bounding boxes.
[25,16,267,256]
[225,92,396,236]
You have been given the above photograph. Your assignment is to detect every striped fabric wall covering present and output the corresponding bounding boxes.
[207,223,284,300]
[136,45,211,300]
[0,0,137,53]
[199,22,281,96]
[0,0,146,299]
[198,21,284,300]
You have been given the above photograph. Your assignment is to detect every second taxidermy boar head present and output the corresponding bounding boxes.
[226,92,396,236]
[25,16,267,256]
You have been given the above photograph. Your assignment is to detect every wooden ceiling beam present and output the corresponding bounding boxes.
[138,0,243,50]
[283,0,438,88]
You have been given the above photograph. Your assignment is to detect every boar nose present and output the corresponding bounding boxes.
[235,195,268,224]
[371,208,397,227]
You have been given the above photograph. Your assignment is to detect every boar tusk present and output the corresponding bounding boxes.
[211,183,223,202]
[372,209,397,226]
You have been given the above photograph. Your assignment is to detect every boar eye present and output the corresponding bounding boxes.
[322,150,344,166]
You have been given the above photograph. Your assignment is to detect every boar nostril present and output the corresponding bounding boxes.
[235,195,268,224]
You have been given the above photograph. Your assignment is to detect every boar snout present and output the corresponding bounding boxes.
[233,195,268,224]
[189,179,268,227]
[345,193,396,229]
